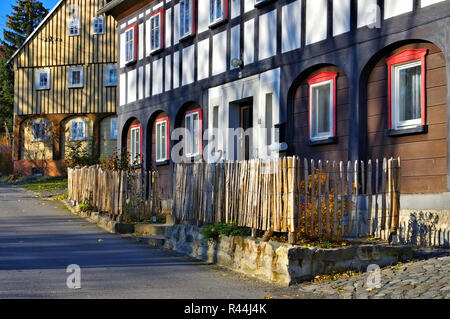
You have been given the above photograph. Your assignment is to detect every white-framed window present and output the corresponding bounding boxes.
[32,120,47,142]
[70,119,86,141]
[110,118,118,140]
[68,67,84,88]
[185,109,202,157]
[130,125,141,165]
[68,17,80,36]
[391,60,422,130]
[150,10,163,52]
[35,69,50,90]
[155,118,169,162]
[125,25,137,64]
[180,0,194,39]
[105,65,117,87]
[93,16,104,35]
[308,72,337,141]
[210,0,225,25]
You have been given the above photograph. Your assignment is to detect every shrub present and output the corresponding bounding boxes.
[200,222,252,241]
[65,141,99,168]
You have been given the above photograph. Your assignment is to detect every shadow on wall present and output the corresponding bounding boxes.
[397,211,449,248]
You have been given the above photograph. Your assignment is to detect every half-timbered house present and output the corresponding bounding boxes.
[9,0,118,176]
[101,0,450,211]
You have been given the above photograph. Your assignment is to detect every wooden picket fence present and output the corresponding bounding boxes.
[67,166,160,219]
[172,157,401,241]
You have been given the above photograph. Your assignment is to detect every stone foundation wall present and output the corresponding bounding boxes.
[164,225,414,286]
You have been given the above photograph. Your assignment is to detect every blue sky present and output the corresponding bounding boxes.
[0,0,59,41]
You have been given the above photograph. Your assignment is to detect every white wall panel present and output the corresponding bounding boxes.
[244,0,254,13]
[305,0,327,45]
[173,51,180,89]
[165,55,172,92]
[230,25,240,69]
[213,31,227,75]
[357,0,378,28]
[127,70,137,104]
[231,0,241,19]
[259,10,277,60]
[384,0,413,19]
[174,3,180,45]
[138,66,144,100]
[145,64,151,98]
[165,8,172,48]
[282,0,301,53]
[421,0,446,7]
[198,38,210,80]
[119,33,126,68]
[244,19,254,65]
[119,73,126,105]
[182,45,195,86]
[138,23,144,60]
[198,2,209,33]
[333,0,350,36]
[152,59,163,95]
[145,19,151,57]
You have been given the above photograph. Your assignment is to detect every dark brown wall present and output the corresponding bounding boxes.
[292,66,349,163]
[367,43,447,194]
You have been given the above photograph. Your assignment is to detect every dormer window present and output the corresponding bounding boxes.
[210,0,227,26]
[150,9,164,53]
[125,24,137,64]
[180,0,194,39]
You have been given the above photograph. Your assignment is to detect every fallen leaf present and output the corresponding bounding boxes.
[3,212,8,214]
[263,296,273,300]
[98,239,104,243]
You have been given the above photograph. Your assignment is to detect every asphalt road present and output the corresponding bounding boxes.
[0,184,283,299]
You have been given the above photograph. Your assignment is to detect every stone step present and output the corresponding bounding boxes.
[134,223,172,236]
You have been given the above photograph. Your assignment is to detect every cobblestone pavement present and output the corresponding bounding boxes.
[285,254,450,299]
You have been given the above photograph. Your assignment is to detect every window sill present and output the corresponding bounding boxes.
[209,19,227,29]
[70,138,87,142]
[150,48,164,56]
[385,125,428,137]
[125,60,137,67]
[179,33,195,42]
[69,86,84,89]
[308,136,338,146]
[105,84,117,87]
[255,0,275,8]
[155,160,170,166]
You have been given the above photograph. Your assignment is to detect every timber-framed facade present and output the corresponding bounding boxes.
[9,0,118,176]
[102,0,450,209]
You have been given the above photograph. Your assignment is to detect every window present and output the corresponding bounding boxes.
[308,72,337,141]
[110,118,118,140]
[210,0,227,25]
[93,17,104,35]
[35,69,50,90]
[185,109,202,157]
[105,65,117,87]
[68,67,84,88]
[130,125,142,165]
[68,17,80,36]
[32,120,47,142]
[150,10,164,52]
[180,0,194,39]
[387,49,427,131]
[156,117,170,162]
[125,25,137,64]
[70,119,86,141]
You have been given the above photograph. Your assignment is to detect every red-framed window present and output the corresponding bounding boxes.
[210,0,229,26]
[130,124,142,164]
[307,72,338,141]
[125,24,138,64]
[150,9,164,53]
[386,49,428,130]
[185,108,203,157]
[155,117,170,162]
[180,0,196,39]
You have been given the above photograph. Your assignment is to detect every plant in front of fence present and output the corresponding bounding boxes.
[297,169,349,243]
[200,222,252,242]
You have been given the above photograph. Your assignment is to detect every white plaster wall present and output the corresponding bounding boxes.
[259,9,277,60]
[182,45,195,86]
[333,0,350,36]
[198,38,210,80]
[152,58,163,95]
[305,0,327,45]
[244,19,255,65]
[213,31,227,75]
[282,0,301,53]
[384,0,413,19]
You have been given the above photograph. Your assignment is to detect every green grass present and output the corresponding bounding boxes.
[20,177,68,195]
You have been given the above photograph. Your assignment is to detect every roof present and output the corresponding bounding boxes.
[97,0,125,15]
[6,0,65,65]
